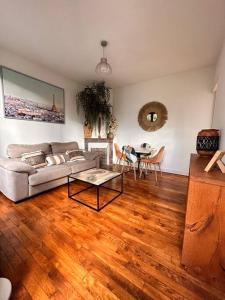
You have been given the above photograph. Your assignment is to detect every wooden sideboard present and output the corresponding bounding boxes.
[182,154,225,289]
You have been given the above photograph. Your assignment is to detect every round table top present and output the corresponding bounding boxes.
[134,147,152,154]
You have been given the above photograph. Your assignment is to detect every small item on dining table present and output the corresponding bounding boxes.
[134,145,152,160]
[141,143,150,149]
[135,146,151,154]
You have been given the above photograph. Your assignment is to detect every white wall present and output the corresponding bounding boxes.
[0,48,216,173]
[212,40,225,149]
[114,67,215,175]
[0,48,83,157]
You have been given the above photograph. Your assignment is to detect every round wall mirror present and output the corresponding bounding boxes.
[147,112,158,122]
[138,101,168,132]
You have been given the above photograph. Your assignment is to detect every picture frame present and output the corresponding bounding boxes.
[204,150,225,173]
[1,66,65,124]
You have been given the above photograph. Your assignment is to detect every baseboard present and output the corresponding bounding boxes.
[161,168,188,176]
[112,162,188,176]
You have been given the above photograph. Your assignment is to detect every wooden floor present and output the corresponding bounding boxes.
[0,168,225,300]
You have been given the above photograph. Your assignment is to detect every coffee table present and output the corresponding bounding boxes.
[68,168,123,211]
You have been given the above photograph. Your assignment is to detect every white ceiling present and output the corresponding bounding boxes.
[0,0,225,87]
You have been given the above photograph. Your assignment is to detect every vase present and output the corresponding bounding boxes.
[83,123,92,138]
[107,131,114,139]
[196,129,220,156]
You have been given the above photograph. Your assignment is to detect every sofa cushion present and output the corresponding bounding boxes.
[65,159,96,174]
[7,143,51,158]
[29,164,71,186]
[51,142,78,154]
[83,151,100,160]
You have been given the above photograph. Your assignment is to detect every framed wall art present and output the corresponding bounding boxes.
[1,66,65,124]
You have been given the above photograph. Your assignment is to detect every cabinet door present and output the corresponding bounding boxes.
[181,180,221,273]
[218,187,225,277]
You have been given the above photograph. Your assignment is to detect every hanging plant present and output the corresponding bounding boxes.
[76,82,112,132]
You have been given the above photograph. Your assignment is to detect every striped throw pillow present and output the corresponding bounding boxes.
[21,150,46,168]
[46,154,66,166]
[69,155,86,162]
[66,149,85,162]
[66,149,84,159]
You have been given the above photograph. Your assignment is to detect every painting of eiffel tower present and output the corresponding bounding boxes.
[2,66,65,124]
[51,94,57,112]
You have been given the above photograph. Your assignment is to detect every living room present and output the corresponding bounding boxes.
[0,1,225,299]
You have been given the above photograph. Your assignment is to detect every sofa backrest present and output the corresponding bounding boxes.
[50,142,79,154]
[7,141,79,158]
[7,143,52,158]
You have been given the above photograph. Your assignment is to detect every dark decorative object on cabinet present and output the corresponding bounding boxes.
[196,129,220,157]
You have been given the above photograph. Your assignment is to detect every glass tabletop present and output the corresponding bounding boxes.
[70,168,121,186]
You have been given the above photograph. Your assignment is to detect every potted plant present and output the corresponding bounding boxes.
[76,82,112,138]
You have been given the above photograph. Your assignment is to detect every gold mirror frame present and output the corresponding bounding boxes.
[138,101,168,132]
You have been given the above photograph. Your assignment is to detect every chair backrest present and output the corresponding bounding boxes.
[114,143,122,159]
[122,146,137,163]
[154,146,165,163]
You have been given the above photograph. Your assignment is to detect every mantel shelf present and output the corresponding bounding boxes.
[84,138,113,143]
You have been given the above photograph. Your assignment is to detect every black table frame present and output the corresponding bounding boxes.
[68,172,123,212]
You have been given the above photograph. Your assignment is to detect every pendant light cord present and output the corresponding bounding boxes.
[102,45,105,58]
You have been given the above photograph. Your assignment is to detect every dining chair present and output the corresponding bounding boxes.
[140,143,152,159]
[139,146,165,183]
[114,143,123,165]
[121,146,138,180]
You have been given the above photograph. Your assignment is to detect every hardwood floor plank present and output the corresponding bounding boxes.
[0,171,224,299]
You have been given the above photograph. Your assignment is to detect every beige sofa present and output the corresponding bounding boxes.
[0,141,99,202]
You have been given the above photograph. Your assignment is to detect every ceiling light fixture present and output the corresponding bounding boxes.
[95,40,112,75]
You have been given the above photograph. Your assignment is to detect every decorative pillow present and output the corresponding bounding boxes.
[69,155,86,162]
[66,149,84,160]
[21,150,46,169]
[53,153,70,162]
[46,154,66,166]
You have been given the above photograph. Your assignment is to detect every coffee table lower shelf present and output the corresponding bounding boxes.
[68,173,123,212]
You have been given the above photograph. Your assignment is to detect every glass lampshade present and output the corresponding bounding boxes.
[95,58,112,75]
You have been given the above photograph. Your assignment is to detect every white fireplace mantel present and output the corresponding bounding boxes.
[84,138,113,165]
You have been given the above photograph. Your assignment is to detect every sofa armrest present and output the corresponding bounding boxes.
[0,167,29,202]
[83,151,100,168]
[83,151,100,161]
[0,158,36,175]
